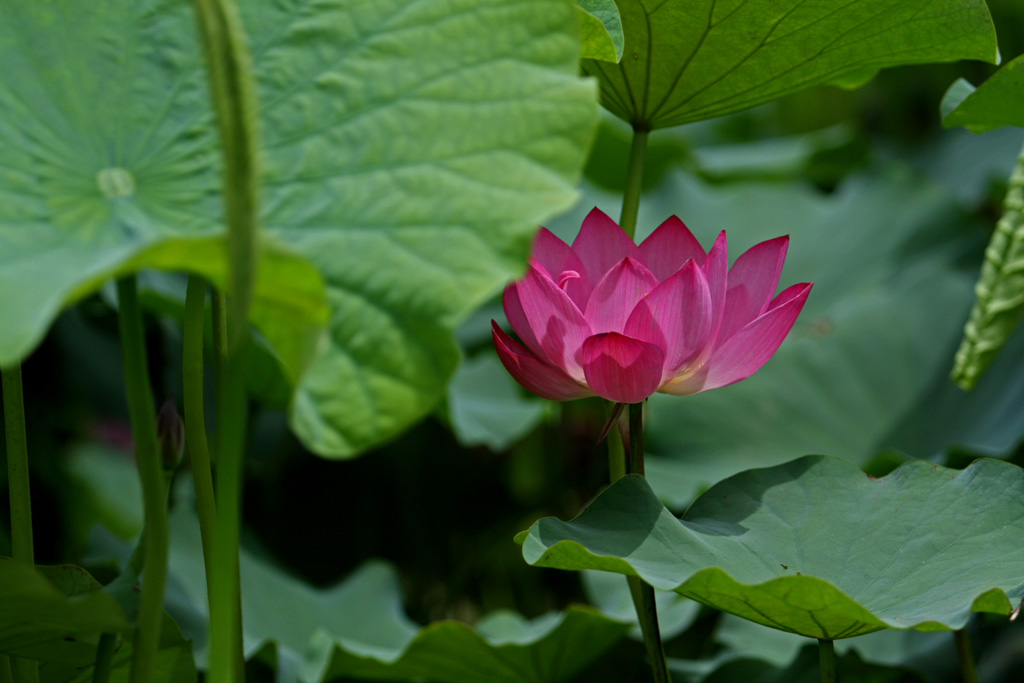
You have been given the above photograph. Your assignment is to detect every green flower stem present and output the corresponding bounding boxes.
[955,629,979,683]
[818,638,836,683]
[3,363,33,564]
[194,0,262,345]
[0,656,12,683]
[91,633,117,683]
[116,276,169,683]
[626,401,672,683]
[619,126,649,241]
[207,348,247,683]
[3,363,40,683]
[183,276,217,581]
[607,403,626,482]
[211,289,229,418]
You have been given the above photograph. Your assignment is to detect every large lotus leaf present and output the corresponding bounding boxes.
[166,508,627,682]
[446,353,546,452]
[518,456,1024,639]
[583,0,996,129]
[0,0,599,457]
[943,53,1024,133]
[0,560,129,664]
[542,165,1024,505]
[0,2,328,379]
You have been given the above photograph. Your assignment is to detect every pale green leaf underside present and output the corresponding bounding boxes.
[518,456,1024,640]
[576,0,624,62]
[167,510,627,683]
[944,54,1024,132]
[0,0,598,456]
[585,0,997,129]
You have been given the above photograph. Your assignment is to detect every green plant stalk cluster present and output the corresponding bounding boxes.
[116,277,169,683]
[952,140,1024,389]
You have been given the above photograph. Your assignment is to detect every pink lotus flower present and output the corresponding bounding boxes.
[492,208,813,404]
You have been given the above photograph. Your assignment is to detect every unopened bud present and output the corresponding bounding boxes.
[156,399,184,472]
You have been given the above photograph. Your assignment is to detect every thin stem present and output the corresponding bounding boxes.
[210,290,229,429]
[625,401,671,683]
[954,629,979,683]
[619,126,649,241]
[207,350,247,683]
[818,638,836,683]
[183,276,217,584]
[3,364,40,683]
[193,0,262,340]
[116,277,169,683]
[3,363,33,563]
[91,633,117,683]
[606,404,626,482]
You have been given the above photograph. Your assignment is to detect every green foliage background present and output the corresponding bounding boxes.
[5,0,1024,681]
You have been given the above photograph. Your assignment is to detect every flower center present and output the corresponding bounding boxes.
[557,270,580,290]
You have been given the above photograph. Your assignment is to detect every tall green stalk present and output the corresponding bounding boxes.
[91,633,117,683]
[2,363,38,683]
[818,639,836,683]
[625,401,672,683]
[619,126,649,240]
[183,276,218,581]
[955,629,979,683]
[116,277,169,683]
[3,363,33,564]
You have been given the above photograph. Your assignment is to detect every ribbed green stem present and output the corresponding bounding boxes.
[955,629,979,683]
[625,401,670,683]
[116,277,168,683]
[619,127,649,240]
[183,276,217,582]
[207,349,247,683]
[819,639,836,683]
[91,633,117,683]
[193,0,261,345]
[4,364,40,683]
[3,363,33,564]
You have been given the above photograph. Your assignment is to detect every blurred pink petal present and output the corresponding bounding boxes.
[516,263,592,382]
[572,208,642,282]
[639,216,706,281]
[624,260,713,383]
[701,282,813,390]
[582,333,665,404]
[532,228,591,307]
[584,257,659,335]
[717,236,789,344]
[492,322,594,401]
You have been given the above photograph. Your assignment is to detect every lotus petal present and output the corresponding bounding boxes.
[582,332,665,404]
[516,263,592,382]
[717,236,789,344]
[584,257,659,335]
[492,322,594,401]
[572,208,642,282]
[639,216,706,282]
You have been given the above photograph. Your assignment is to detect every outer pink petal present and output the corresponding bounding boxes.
[582,333,665,404]
[571,208,642,283]
[584,257,659,335]
[700,282,813,391]
[492,322,594,401]
[502,283,542,356]
[532,228,592,308]
[623,260,713,384]
[717,236,789,345]
[638,216,706,281]
[517,263,592,382]
[702,231,729,345]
